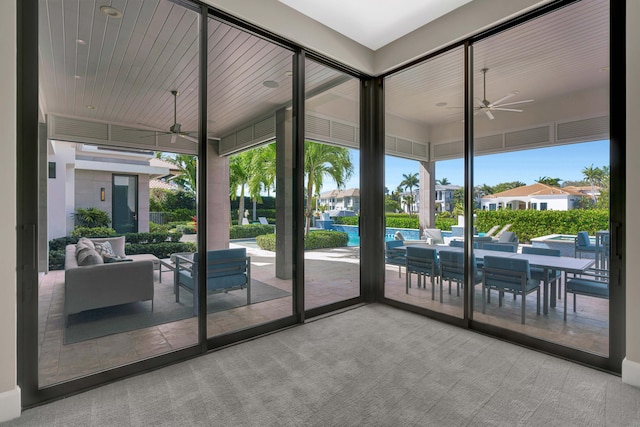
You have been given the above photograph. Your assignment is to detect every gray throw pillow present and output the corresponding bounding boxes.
[94,241,115,258]
[77,248,104,266]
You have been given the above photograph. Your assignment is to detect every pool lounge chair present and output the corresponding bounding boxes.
[482,225,501,238]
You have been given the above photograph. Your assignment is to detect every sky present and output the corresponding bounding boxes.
[324,140,609,192]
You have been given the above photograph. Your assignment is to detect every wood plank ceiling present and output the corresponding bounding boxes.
[39,0,608,140]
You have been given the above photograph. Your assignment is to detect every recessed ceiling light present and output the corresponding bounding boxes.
[76,39,87,45]
[73,75,81,79]
[435,102,447,107]
[86,105,96,110]
[100,5,122,18]
[263,80,279,88]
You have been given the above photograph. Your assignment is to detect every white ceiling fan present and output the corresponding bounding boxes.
[130,90,198,143]
[448,67,534,120]
[473,68,534,120]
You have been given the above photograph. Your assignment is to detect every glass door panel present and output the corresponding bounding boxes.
[471,0,610,355]
[384,48,465,319]
[205,16,294,338]
[304,60,361,310]
[38,0,200,387]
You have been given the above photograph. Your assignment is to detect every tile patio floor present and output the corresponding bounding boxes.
[38,244,608,387]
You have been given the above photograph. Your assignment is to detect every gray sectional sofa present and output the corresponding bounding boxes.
[64,236,156,325]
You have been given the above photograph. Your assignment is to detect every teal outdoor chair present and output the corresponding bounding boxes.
[439,250,482,299]
[482,243,516,253]
[406,246,439,299]
[386,240,406,277]
[574,231,596,258]
[482,256,540,324]
[564,268,609,321]
[175,248,251,315]
[522,246,563,299]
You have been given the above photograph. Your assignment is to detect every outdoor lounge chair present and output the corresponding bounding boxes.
[258,217,269,225]
[482,225,501,237]
[423,228,445,245]
[490,231,519,251]
[175,248,251,315]
[492,224,512,238]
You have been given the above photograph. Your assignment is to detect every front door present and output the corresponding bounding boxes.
[112,175,138,233]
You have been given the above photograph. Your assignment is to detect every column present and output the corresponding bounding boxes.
[276,108,293,279]
[419,160,436,234]
[207,140,230,250]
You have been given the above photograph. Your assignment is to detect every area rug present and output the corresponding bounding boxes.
[64,280,290,344]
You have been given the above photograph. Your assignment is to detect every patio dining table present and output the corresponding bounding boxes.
[397,244,595,314]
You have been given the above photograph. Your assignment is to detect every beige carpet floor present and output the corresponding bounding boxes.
[7,304,640,426]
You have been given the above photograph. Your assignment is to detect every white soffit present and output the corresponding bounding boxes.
[278,0,473,50]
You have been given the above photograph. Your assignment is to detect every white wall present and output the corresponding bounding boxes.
[622,0,640,387]
[47,142,76,239]
[0,0,20,422]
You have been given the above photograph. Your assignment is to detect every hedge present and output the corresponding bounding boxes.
[475,209,609,243]
[256,230,348,251]
[230,224,275,239]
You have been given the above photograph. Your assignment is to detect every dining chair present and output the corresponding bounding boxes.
[564,268,609,321]
[574,231,596,258]
[406,246,439,299]
[482,256,540,324]
[522,246,563,299]
[439,250,482,300]
[385,240,405,278]
[483,243,516,253]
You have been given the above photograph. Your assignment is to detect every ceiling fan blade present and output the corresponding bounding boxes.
[485,110,495,120]
[490,92,516,106]
[170,134,177,144]
[474,97,485,107]
[495,99,534,107]
[179,134,198,143]
[493,108,523,112]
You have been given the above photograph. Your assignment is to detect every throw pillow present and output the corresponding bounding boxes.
[91,236,126,258]
[94,241,115,258]
[76,248,104,266]
[75,237,96,256]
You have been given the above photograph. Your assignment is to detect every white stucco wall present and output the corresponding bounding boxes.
[0,0,20,421]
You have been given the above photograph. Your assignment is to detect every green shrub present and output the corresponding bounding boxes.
[49,236,79,251]
[71,227,116,238]
[256,230,348,251]
[149,222,172,233]
[122,232,183,244]
[385,216,419,229]
[435,217,457,231]
[73,207,111,228]
[174,224,197,234]
[332,216,358,226]
[167,208,196,222]
[48,249,66,271]
[126,242,196,259]
[230,224,275,239]
[256,234,277,251]
[306,230,349,250]
[475,209,609,243]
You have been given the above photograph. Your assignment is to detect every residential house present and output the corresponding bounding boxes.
[479,183,584,211]
[318,188,360,214]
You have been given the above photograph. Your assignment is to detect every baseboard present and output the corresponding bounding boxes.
[0,386,20,422]
[622,358,640,388]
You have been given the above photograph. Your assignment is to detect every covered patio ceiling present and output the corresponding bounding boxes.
[39,0,608,157]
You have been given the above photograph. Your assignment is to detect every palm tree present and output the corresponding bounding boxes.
[304,142,353,236]
[436,177,450,185]
[229,149,269,224]
[157,153,198,194]
[536,176,562,187]
[582,164,604,202]
[400,172,419,216]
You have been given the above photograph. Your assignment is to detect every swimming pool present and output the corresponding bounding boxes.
[331,225,421,247]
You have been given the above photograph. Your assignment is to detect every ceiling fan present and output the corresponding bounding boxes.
[131,90,198,143]
[448,68,534,120]
[474,68,534,119]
